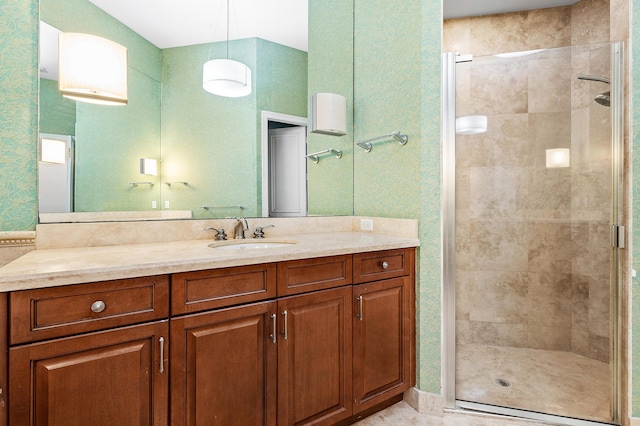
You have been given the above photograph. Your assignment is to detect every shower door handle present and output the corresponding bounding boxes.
[612,224,625,248]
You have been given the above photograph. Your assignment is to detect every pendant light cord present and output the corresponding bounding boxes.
[226,0,230,59]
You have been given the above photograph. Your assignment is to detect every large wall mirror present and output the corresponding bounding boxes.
[38,0,354,222]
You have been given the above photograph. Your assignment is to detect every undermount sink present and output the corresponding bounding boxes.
[208,240,297,250]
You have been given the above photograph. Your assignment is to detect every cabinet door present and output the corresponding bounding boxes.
[9,320,169,426]
[277,286,352,426]
[353,277,412,413]
[170,301,277,426]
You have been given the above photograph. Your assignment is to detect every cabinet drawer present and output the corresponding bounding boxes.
[10,275,169,345]
[172,263,277,315]
[277,255,352,296]
[353,248,414,284]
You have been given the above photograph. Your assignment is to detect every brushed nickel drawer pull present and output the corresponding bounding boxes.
[90,300,106,313]
[270,314,277,344]
[159,337,165,374]
[381,261,389,269]
[356,296,364,321]
[281,310,288,340]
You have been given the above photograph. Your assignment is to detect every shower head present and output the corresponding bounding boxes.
[577,74,611,107]
[577,74,611,84]
[595,91,611,107]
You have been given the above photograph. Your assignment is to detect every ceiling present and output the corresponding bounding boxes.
[85,0,581,51]
[40,0,582,80]
[444,0,581,20]
[88,0,309,51]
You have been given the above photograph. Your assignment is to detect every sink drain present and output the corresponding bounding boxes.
[494,378,512,388]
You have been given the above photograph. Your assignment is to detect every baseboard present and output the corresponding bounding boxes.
[403,387,444,416]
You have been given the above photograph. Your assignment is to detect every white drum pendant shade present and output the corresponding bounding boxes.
[203,59,252,97]
[58,33,128,105]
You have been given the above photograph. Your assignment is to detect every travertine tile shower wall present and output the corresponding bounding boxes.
[445,0,612,362]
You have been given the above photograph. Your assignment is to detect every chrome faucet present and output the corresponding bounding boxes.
[234,217,249,239]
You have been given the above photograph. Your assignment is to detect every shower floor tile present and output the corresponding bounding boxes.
[456,344,611,422]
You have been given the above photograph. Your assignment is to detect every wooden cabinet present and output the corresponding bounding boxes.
[171,264,276,315]
[352,277,413,414]
[277,255,352,296]
[277,286,353,426]
[9,320,169,426]
[6,247,415,426]
[9,275,169,345]
[170,301,277,426]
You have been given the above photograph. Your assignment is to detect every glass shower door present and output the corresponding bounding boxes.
[444,41,623,425]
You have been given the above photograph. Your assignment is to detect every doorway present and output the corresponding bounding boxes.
[261,111,308,218]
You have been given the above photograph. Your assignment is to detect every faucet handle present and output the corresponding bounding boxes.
[205,227,227,241]
[253,225,275,239]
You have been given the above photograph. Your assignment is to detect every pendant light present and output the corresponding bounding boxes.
[58,33,128,105]
[203,0,252,97]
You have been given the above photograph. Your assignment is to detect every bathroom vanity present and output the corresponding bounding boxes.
[0,224,418,426]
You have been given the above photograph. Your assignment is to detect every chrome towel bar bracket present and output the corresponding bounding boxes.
[202,205,245,210]
[305,148,342,164]
[356,131,408,152]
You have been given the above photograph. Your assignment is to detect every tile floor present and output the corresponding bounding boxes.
[456,344,611,422]
[357,344,611,425]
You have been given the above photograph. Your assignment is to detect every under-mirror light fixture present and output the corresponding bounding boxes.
[203,0,252,97]
[455,115,487,135]
[140,158,158,176]
[40,138,67,164]
[58,33,128,105]
[546,148,570,168]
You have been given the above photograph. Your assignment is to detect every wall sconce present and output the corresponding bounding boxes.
[545,148,570,168]
[310,93,347,136]
[455,115,488,135]
[140,158,158,176]
[58,33,128,105]
[40,138,67,164]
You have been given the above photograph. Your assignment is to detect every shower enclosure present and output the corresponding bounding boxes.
[442,41,624,425]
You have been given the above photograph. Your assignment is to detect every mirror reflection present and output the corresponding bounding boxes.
[38,0,315,221]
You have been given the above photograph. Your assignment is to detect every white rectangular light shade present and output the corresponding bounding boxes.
[40,138,67,164]
[58,33,128,105]
[310,93,347,136]
[546,148,570,168]
[140,158,157,176]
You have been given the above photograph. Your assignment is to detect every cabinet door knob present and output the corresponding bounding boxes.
[90,300,106,313]
[381,261,389,269]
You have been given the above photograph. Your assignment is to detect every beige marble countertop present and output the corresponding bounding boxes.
[0,232,419,292]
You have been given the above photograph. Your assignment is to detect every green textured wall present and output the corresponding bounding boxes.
[256,39,308,214]
[307,0,354,216]
[308,0,442,391]
[74,68,161,212]
[353,0,442,392]
[39,78,76,136]
[161,38,307,219]
[0,0,38,230]
[41,0,163,212]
